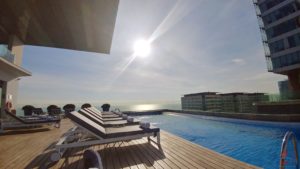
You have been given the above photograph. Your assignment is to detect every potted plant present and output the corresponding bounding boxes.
[101,103,110,112]
[63,104,76,113]
[22,105,35,116]
[47,105,58,113]
[81,103,91,109]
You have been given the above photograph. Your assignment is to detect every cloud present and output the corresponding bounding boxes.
[232,58,246,65]
[17,0,285,107]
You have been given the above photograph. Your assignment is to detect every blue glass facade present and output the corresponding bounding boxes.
[269,39,285,54]
[265,17,298,39]
[259,0,286,13]
[255,0,300,72]
[287,32,300,47]
[262,2,298,25]
[255,0,300,99]
[272,50,300,69]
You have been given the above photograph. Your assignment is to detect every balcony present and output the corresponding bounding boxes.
[0,45,31,81]
[0,45,15,63]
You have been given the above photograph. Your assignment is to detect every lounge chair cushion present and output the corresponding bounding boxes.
[5,110,60,124]
[66,111,159,139]
[105,125,159,138]
[78,109,139,127]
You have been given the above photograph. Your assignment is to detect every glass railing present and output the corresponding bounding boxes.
[265,56,273,71]
[0,45,15,63]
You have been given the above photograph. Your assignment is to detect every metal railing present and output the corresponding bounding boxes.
[280,131,299,169]
[0,45,15,63]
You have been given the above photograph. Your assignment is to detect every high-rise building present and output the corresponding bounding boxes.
[220,93,268,113]
[181,92,268,113]
[253,0,300,99]
[181,92,221,112]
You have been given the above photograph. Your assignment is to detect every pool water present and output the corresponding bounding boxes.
[136,113,300,169]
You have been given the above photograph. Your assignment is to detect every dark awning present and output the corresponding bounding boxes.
[0,0,119,54]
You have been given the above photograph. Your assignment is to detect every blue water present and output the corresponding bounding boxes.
[136,112,300,169]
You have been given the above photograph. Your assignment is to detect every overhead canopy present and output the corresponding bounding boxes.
[0,58,31,81]
[0,0,119,54]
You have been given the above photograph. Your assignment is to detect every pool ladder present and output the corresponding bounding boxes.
[280,131,299,169]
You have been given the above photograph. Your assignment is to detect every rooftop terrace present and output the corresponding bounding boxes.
[0,119,260,169]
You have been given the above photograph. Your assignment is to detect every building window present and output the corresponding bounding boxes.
[269,39,285,54]
[287,33,300,48]
[262,2,297,25]
[259,0,286,13]
[272,50,300,69]
[266,17,299,39]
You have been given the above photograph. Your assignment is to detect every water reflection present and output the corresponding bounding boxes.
[116,103,181,111]
[131,104,159,111]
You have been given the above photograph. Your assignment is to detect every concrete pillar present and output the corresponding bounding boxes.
[9,35,24,66]
[287,69,300,99]
[0,82,7,119]
[5,35,24,110]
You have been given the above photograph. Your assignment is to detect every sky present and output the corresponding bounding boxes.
[18,0,286,107]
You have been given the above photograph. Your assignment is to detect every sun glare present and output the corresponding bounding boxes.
[134,39,151,57]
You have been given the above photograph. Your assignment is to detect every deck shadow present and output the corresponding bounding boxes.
[0,128,50,136]
[26,140,165,169]
[43,141,58,151]
[24,150,53,169]
[100,142,165,168]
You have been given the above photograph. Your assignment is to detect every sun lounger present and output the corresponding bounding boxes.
[51,111,160,162]
[84,108,123,121]
[88,107,120,118]
[0,110,61,131]
[78,109,139,127]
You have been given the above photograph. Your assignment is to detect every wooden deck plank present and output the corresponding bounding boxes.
[126,140,156,169]
[105,143,115,169]
[0,119,261,169]
[112,143,124,169]
[155,139,202,169]
[162,131,256,169]
[133,139,170,169]
[122,141,148,169]
[118,142,139,169]
[135,139,180,169]
[160,133,234,169]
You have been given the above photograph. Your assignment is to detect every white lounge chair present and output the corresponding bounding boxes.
[0,110,60,132]
[50,111,160,162]
[78,109,140,127]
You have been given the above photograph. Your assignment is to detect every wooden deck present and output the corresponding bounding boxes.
[0,119,261,169]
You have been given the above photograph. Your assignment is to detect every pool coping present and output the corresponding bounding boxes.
[124,109,300,122]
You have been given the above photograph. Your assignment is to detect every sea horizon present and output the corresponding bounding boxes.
[15,103,181,116]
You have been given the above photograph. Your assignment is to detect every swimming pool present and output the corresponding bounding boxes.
[136,112,300,169]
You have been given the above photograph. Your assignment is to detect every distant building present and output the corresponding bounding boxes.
[182,92,268,113]
[221,93,268,113]
[278,79,294,99]
[253,0,300,99]
[220,93,244,113]
[181,92,221,112]
[245,93,269,112]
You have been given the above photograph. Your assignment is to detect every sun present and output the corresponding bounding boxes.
[133,39,151,57]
